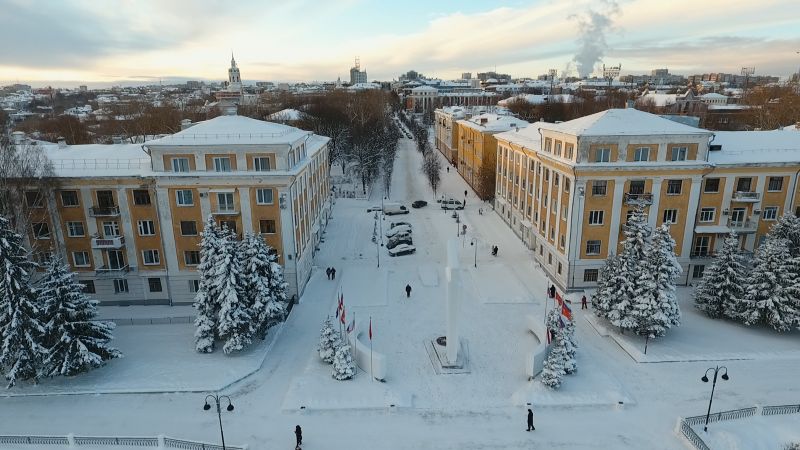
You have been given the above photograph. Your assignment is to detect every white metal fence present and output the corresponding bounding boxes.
[0,435,245,450]
[678,404,800,450]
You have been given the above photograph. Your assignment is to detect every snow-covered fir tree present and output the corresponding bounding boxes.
[694,232,747,319]
[561,314,578,375]
[541,309,568,389]
[608,207,650,331]
[592,253,618,319]
[39,258,121,377]
[318,317,341,364]
[644,224,682,335]
[216,225,252,354]
[331,340,355,380]
[0,215,44,387]
[737,238,799,332]
[239,233,288,340]
[768,213,800,256]
[194,216,223,353]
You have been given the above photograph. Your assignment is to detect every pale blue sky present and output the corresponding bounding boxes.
[0,0,798,86]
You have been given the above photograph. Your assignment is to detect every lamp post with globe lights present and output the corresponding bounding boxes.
[701,366,729,432]
[204,394,234,449]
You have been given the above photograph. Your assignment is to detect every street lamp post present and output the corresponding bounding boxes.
[470,238,478,268]
[203,394,234,450]
[701,366,729,432]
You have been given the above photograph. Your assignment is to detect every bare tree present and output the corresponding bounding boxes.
[0,139,57,236]
[421,145,442,198]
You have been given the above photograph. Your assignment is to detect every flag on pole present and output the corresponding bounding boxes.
[555,292,563,307]
[340,304,346,325]
[346,318,355,334]
[368,317,373,340]
[561,301,572,321]
[546,327,552,345]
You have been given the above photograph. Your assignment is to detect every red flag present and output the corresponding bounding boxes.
[368,317,373,340]
[555,292,563,307]
[346,319,355,334]
[340,305,346,325]
[561,301,572,321]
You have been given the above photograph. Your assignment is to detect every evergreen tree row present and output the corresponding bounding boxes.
[0,216,120,388]
[592,207,682,339]
[194,216,289,354]
[694,214,800,332]
[540,308,577,389]
[317,317,355,380]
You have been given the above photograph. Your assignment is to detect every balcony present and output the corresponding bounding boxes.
[731,191,761,202]
[89,205,120,217]
[212,208,239,216]
[727,218,758,233]
[624,193,653,206]
[690,251,716,259]
[96,264,130,276]
[91,236,125,249]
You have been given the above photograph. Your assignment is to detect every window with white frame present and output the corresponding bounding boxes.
[588,210,604,225]
[72,251,91,267]
[762,206,778,220]
[704,178,720,193]
[32,222,50,239]
[137,220,155,236]
[213,157,232,172]
[583,269,599,282]
[172,157,190,172]
[767,177,784,192]
[256,188,274,205]
[66,221,85,237]
[670,146,688,161]
[188,279,201,293]
[663,209,678,224]
[594,148,610,162]
[699,208,716,222]
[217,193,235,212]
[586,240,601,255]
[184,251,200,266]
[591,180,608,196]
[113,279,129,294]
[176,189,194,206]
[633,147,650,162]
[60,190,80,207]
[180,221,197,236]
[142,249,160,265]
[666,179,683,195]
[103,221,120,237]
[254,157,271,172]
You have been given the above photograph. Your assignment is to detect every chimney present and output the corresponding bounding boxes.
[11,131,25,145]
[112,135,123,144]
[180,119,193,130]
[57,136,67,149]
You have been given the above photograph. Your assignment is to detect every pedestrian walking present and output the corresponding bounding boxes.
[581,295,588,310]
[549,284,556,299]
[405,284,412,298]
[331,268,336,279]
[326,267,331,280]
[295,425,302,449]
[464,190,468,197]
[527,408,535,431]
[446,166,450,173]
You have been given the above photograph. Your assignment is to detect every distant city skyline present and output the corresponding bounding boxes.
[1,0,799,88]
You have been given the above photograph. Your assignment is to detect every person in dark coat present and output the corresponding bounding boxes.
[446,166,450,173]
[331,268,336,279]
[527,408,535,431]
[405,284,412,298]
[549,284,556,298]
[326,267,331,280]
[464,190,468,197]
[581,295,588,310]
[295,425,302,448]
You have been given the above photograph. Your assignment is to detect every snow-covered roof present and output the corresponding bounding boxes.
[42,142,153,178]
[540,109,712,137]
[709,130,800,165]
[267,108,304,121]
[700,93,727,99]
[497,94,577,107]
[495,122,546,151]
[410,85,438,93]
[458,113,529,133]
[782,123,800,132]
[145,114,309,146]
[347,82,381,91]
[637,93,677,107]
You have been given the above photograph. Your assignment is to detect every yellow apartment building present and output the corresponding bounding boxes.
[493,108,800,291]
[434,106,465,164]
[15,111,330,305]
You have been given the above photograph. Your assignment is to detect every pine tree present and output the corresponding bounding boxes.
[608,207,650,331]
[0,215,45,387]
[694,232,747,319]
[194,216,222,353]
[331,341,355,380]
[318,317,341,364]
[39,258,121,377]
[239,233,288,341]
[540,309,567,389]
[768,213,800,257]
[644,224,682,336]
[592,253,618,319]
[216,226,252,354]
[561,315,578,375]
[738,238,799,332]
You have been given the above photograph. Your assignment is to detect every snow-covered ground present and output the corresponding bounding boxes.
[697,414,800,450]
[2,136,799,450]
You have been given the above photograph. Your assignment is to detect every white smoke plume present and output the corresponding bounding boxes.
[569,1,620,78]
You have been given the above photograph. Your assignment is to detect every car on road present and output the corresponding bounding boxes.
[411,200,428,208]
[386,235,412,249]
[440,199,464,210]
[366,205,382,212]
[388,243,416,257]
[383,203,409,215]
[385,224,412,238]
[390,221,412,229]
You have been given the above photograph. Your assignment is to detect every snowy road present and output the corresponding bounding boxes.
[1,137,799,449]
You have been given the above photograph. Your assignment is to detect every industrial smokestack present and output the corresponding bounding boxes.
[569,1,620,78]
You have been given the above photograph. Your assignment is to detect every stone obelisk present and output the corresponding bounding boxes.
[445,239,460,364]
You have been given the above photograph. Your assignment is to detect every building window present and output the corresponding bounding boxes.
[767,177,784,192]
[148,277,163,293]
[176,190,194,206]
[220,220,237,233]
[554,173,560,187]
[559,235,565,248]
[583,269,599,282]
[591,180,608,196]
[35,251,53,265]
[544,169,550,182]
[633,147,650,162]
[736,177,752,192]
[557,262,562,274]
[137,220,156,236]
[259,219,277,234]
[32,222,50,239]
[184,251,201,266]
[60,190,80,207]
[586,240,601,255]
[132,190,151,205]
[663,209,678,224]
[256,188,274,205]
[217,193,235,212]
[66,221,85,237]
[172,157,190,172]
[213,157,232,172]
[550,228,555,240]
[113,279,129,294]
[25,191,44,208]
[699,208,715,222]
[555,142,562,156]
[254,157,271,171]
[594,148,610,162]
[629,180,645,194]
[81,280,96,294]
[704,178,720,193]
[188,279,201,293]
[692,265,705,279]
[103,221,120,237]
[142,249,160,265]
[565,144,574,159]
[564,178,571,193]
[588,210,604,225]
[670,146,688,161]
[548,253,553,264]
[562,207,568,220]
[762,206,778,221]
[666,179,683,195]
[545,139,551,152]
[72,251,91,267]
[180,221,198,236]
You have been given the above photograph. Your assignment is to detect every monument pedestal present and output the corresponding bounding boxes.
[424,335,470,375]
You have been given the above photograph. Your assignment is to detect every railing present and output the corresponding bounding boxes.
[624,192,653,205]
[89,205,120,217]
[731,191,761,201]
[727,218,757,231]
[762,404,800,416]
[91,236,125,249]
[678,420,710,450]
[212,208,239,215]
[690,251,715,258]
[679,405,800,450]
[51,158,151,171]
[0,435,246,449]
[96,264,130,275]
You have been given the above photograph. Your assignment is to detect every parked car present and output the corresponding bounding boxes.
[366,205,382,212]
[388,244,416,257]
[390,221,412,229]
[386,235,412,249]
[385,224,412,238]
[383,203,409,215]
[440,199,464,210]
[411,200,428,208]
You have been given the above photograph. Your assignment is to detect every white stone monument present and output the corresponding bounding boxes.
[445,239,460,364]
